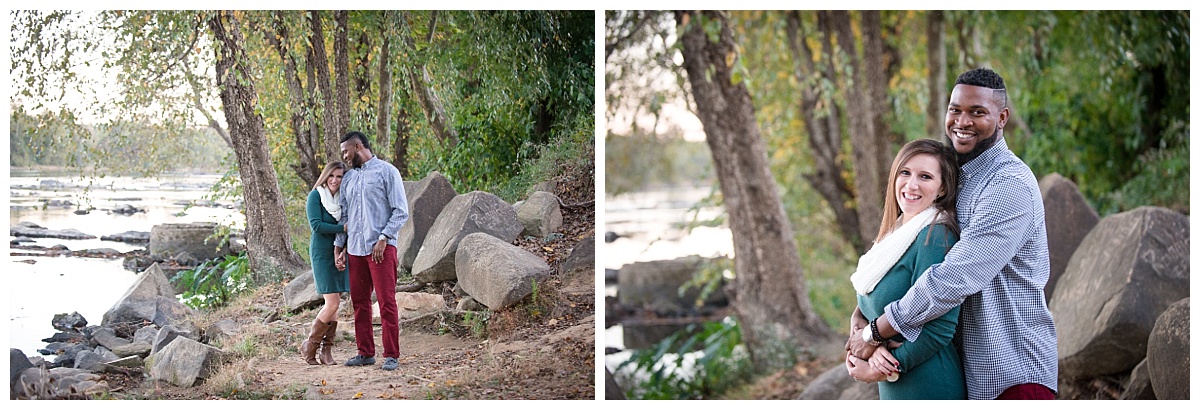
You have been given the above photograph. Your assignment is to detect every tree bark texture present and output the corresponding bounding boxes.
[675,10,835,372]
[785,11,863,252]
[861,11,895,163]
[830,10,887,248]
[375,31,393,165]
[269,11,319,189]
[334,10,351,140]
[309,11,340,161]
[926,11,948,138]
[208,11,307,274]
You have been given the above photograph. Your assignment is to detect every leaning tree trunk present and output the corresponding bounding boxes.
[675,10,835,373]
[208,11,307,274]
[831,10,888,248]
[375,15,393,163]
[402,11,458,148]
[269,11,320,188]
[785,11,863,252]
[926,11,948,138]
[333,10,351,140]
[309,10,340,160]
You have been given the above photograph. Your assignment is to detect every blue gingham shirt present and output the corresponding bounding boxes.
[334,156,409,256]
[884,138,1058,399]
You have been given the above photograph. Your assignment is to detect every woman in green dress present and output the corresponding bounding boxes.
[845,139,966,399]
[301,161,351,365]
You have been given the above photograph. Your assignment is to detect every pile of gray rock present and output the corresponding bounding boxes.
[10,264,238,399]
[284,171,592,319]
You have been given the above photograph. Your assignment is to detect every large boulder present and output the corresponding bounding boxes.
[372,292,447,323]
[617,255,727,314]
[9,221,96,240]
[605,367,626,400]
[455,233,552,310]
[90,327,131,351]
[797,363,879,400]
[1147,297,1189,400]
[283,269,322,312]
[149,222,234,261]
[515,191,563,238]
[396,171,458,271]
[559,236,596,296]
[1039,173,1100,300]
[146,337,224,388]
[51,312,88,332]
[1051,206,1190,379]
[151,324,199,355]
[1120,359,1156,400]
[10,349,35,398]
[110,341,152,359]
[72,351,108,372]
[412,191,523,283]
[101,263,195,327]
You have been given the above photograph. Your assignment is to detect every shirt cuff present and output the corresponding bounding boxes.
[884,301,925,342]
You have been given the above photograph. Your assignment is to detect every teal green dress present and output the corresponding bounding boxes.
[857,224,966,400]
[307,189,349,294]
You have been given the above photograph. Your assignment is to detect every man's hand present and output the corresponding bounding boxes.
[335,249,346,271]
[846,307,869,351]
[848,327,879,360]
[371,238,387,263]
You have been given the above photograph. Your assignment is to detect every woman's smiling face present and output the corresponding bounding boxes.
[895,153,943,224]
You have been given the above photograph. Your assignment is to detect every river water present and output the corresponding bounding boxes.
[603,186,734,384]
[6,169,242,357]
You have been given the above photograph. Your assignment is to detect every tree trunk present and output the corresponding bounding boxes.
[207,11,307,274]
[392,101,411,177]
[926,11,948,138]
[375,30,393,164]
[269,11,319,188]
[309,10,339,160]
[831,10,887,248]
[785,11,863,252]
[861,11,895,162]
[334,10,351,140]
[355,30,373,138]
[402,11,458,148]
[675,10,835,373]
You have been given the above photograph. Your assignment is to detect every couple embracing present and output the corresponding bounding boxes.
[302,131,409,372]
[844,68,1058,400]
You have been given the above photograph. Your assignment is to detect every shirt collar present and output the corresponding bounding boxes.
[961,137,1008,179]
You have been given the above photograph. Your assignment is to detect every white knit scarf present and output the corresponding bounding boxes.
[850,206,941,295]
[317,186,341,222]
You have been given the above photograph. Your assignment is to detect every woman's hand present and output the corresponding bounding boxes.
[335,250,346,271]
[868,346,900,376]
[845,354,888,383]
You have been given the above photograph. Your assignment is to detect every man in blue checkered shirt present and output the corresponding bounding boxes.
[848,68,1058,399]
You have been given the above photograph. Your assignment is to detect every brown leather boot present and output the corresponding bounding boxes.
[319,321,338,365]
[301,318,330,365]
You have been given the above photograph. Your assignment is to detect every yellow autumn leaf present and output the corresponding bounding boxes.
[353,392,363,399]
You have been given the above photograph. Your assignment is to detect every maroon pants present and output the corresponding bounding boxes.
[997,383,1055,400]
[347,246,399,359]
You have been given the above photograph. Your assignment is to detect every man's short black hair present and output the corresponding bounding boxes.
[956,68,1007,107]
[340,131,371,151]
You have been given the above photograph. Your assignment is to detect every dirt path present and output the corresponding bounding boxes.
[257,314,594,400]
[107,202,597,400]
